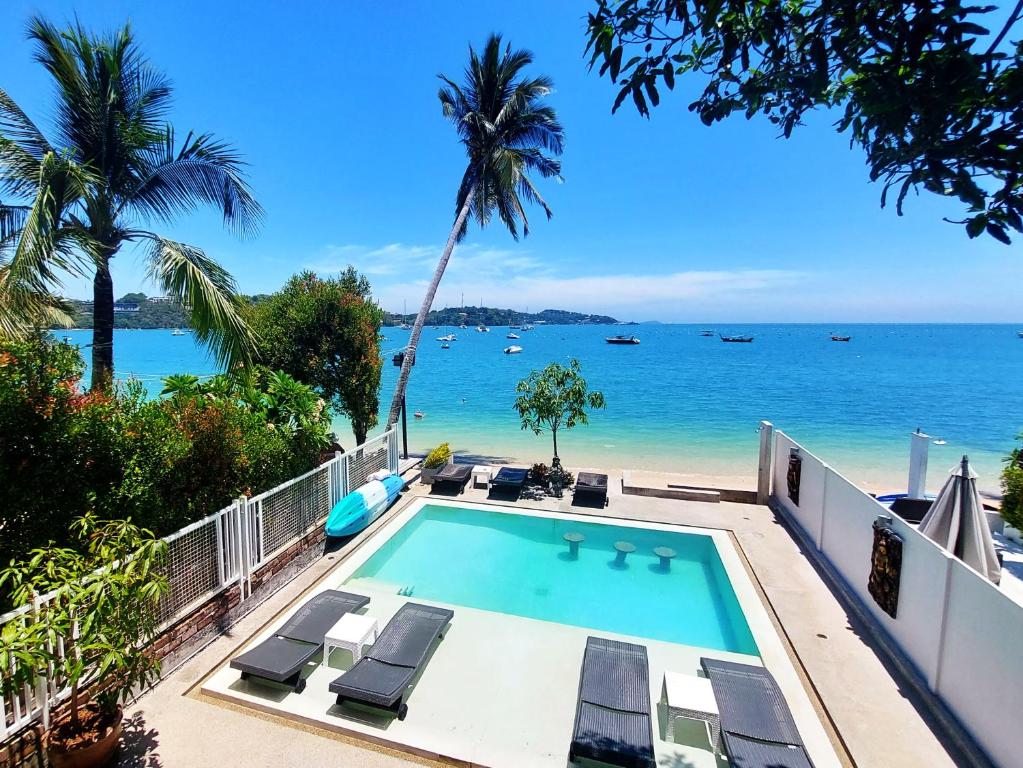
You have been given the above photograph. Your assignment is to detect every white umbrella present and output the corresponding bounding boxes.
[918,456,1001,584]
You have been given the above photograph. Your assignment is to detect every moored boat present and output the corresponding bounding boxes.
[476,325,490,333]
[507,332,520,339]
[606,335,640,345]
[719,334,754,343]
[831,335,851,342]
[504,345,523,354]
[437,333,456,341]
[700,330,714,336]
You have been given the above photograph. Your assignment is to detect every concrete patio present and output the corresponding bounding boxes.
[114,467,968,768]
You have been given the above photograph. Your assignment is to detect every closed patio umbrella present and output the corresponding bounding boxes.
[918,456,1001,584]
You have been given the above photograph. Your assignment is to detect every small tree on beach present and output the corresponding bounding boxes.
[385,34,564,429]
[514,359,605,469]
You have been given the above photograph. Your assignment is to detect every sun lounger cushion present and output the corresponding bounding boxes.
[570,637,655,768]
[231,636,321,683]
[492,467,528,488]
[329,602,454,715]
[277,590,371,645]
[576,472,608,491]
[701,658,814,767]
[433,463,472,484]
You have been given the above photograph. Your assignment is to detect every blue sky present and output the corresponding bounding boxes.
[1,0,1020,322]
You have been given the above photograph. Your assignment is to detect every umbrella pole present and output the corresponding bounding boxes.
[956,455,970,559]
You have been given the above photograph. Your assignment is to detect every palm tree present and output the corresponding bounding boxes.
[385,34,563,428]
[0,17,261,391]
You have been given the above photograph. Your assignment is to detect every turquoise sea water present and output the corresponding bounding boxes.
[63,324,1023,491]
[346,504,758,654]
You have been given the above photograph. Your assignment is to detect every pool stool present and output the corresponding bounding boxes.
[654,546,677,571]
[613,541,636,566]
[564,532,585,559]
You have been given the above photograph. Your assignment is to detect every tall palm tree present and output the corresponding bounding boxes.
[386,34,563,428]
[0,17,261,390]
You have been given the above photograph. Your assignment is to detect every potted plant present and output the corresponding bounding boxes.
[0,514,168,768]
[420,442,453,485]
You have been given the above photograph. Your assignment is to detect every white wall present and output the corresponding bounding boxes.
[770,430,1017,768]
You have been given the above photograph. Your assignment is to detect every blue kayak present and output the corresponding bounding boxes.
[325,474,404,538]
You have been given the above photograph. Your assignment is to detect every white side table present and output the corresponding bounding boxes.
[472,464,494,489]
[662,671,720,754]
[324,613,378,666]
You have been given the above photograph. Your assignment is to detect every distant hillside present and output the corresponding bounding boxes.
[383,306,619,327]
[61,292,270,329]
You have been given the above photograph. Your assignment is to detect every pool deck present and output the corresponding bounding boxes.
[115,468,966,768]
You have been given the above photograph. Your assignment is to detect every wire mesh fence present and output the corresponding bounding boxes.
[0,426,399,741]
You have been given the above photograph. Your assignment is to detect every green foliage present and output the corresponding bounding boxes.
[249,269,384,444]
[1001,439,1023,530]
[424,442,452,469]
[382,306,619,327]
[585,0,1023,243]
[514,359,606,462]
[0,16,262,386]
[0,335,326,586]
[0,514,168,729]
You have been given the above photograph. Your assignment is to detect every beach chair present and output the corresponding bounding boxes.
[231,590,370,693]
[489,466,528,498]
[431,463,472,494]
[569,637,655,768]
[700,657,815,768]
[574,472,609,506]
[329,602,454,720]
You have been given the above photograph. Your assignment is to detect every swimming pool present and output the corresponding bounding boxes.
[345,504,759,655]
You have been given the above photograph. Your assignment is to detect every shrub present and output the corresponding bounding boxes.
[530,463,549,484]
[424,442,452,469]
[1002,441,1023,530]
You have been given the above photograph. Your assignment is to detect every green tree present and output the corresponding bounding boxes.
[514,359,606,466]
[1001,436,1023,530]
[386,34,564,428]
[250,269,384,445]
[0,17,261,390]
[585,0,1023,243]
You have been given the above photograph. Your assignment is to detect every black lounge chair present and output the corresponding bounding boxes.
[431,462,472,494]
[570,637,655,768]
[489,466,528,496]
[329,602,454,720]
[574,472,609,506]
[700,658,815,768]
[230,590,369,693]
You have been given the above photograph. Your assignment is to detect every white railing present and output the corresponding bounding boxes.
[1,426,399,741]
[768,429,1018,768]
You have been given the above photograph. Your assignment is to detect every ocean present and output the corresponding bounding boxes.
[62,324,1023,494]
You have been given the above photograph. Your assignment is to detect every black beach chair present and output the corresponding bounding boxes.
[574,472,609,506]
[489,466,528,498]
[431,462,472,494]
[700,658,815,768]
[230,590,370,693]
[569,637,655,768]
[329,602,454,720]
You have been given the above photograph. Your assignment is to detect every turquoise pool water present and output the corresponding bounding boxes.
[346,504,759,655]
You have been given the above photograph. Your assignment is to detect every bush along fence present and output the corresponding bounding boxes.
[1,426,399,745]
[760,422,1014,768]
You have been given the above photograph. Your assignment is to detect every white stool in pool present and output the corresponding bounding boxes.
[324,613,378,666]
[661,671,720,754]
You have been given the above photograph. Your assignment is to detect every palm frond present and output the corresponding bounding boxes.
[143,234,258,369]
[126,129,262,235]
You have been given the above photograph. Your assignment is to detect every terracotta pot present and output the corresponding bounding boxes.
[48,707,123,768]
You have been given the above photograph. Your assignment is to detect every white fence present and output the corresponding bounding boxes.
[1,427,399,741]
[769,429,1019,768]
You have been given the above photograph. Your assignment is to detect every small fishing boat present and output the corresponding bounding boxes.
[436,333,456,341]
[325,473,404,538]
[507,332,520,339]
[504,345,523,354]
[459,323,467,329]
[719,335,754,343]
[700,330,715,337]
[441,343,451,349]
[400,322,411,330]
[414,410,425,419]
[606,335,640,345]
[476,325,490,333]
[510,324,522,330]
[522,324,534,331]
[1018,330,1023,338]
[831,335,851,342]
[171,328,186,336]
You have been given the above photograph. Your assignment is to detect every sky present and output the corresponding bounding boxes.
[1,0,1020,322]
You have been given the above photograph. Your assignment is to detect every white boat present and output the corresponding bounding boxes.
[504,345,523,354]
[171,328,186,336]
[441,343,451,349]
[414,410,425,419]
[476,325,490,333]
[510,324,521,330]
[400,322,411,330]
[437,333,456,341]
[522,324,534,331]
[459,324,467,329]
[506,332,520,339]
